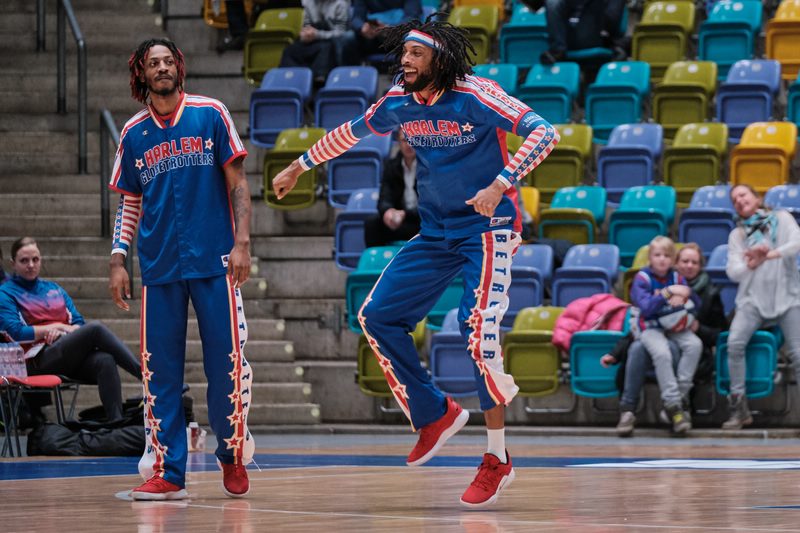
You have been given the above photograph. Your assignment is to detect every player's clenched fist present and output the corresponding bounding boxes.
[272,160,305,200]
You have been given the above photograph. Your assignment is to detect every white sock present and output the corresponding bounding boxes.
[487,428,507,463]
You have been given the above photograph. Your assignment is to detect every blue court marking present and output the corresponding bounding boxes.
[753,506,800,510]
[5,455,800,481]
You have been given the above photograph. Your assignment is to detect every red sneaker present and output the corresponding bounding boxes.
[460,452,515,508]
[221,463,250,498]
[406,397,469,466]
[130,476,188,501]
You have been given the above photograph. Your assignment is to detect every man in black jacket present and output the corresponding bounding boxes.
[364,131,421,248]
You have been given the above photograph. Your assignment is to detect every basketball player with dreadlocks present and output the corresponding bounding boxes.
[108,38,255,500]
[274,19,559,507]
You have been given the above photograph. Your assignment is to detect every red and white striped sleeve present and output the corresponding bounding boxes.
[111,194,142,257]
[496,122,560,188]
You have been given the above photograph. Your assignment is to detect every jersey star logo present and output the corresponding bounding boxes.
[142,130,148,136]
[462,122,474,133]
[135,158,144,170]
[205,138,214,150]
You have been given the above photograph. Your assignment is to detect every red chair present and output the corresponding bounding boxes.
[1,374,65,457]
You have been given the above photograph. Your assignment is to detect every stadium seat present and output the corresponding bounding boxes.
[498,5,548,68]
[585,61,651,144]
[538,185,607,245]
[346,245,403,332]
[429,308,477,397]
[203,0,230,28]
[699,0,763,79]
[551,244,620,307]
[243,8,304,85]
[570,330,624,398]
[716,59,782,142]
[427,276,465,331]
[632,1,697,81]
[263,127,326,210]
[448,6,500,65]
[705,243,738,315]
[315,66,379,131]
[766,0,800,80]
[652,61,718,141]
[716,329,781,398]
[249,67,313,148]
[519,185,540,223]
[597,123,664,204]
[454,0,504,19]
[662,122,729,205]
[504,244,554,328]
[327,134,392,208]
[729,122,798,193]
[473,63,519,96]
[502,306,565,396]
[527,123,592,204]
[678,185,736,258]
[788,72,800,139]
[517,63,581,124]
[608,185,676,267]
[356,334,393,397]
[764,184,800,224]
[334,188,380,271]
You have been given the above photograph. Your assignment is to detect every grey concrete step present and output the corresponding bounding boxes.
[0,130,99,153]
[263,259,347,299]
[194,403,321,425]
[0,174,99,193]
[103,317,287,342]
[122,339,296,363]
[0,194,99,216]
[120,382,313,404]
[73,298,278,320]
[0,236,111,256]
[115,361,303,385]
[1,215,101,236]
[254,236,335,260]
[48,276,269,300]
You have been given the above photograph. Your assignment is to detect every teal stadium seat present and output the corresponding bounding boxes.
[538,185,607,245]
[699,0,763,79]
[499,5,548,69]
[517,62,580,124]
[716,329,782,398]
[788,72,800,139]
[608,185,676,267]
[570,330,625,398]
[585,61,651,144]
[345,246,402,332]
[473,63,519,96]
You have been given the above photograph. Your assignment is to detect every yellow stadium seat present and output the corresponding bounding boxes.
[519,185,540,224]
[448,6,500,65]
[632,1,696,81]
[730,122,798,194]
[766,1,800,80]
[527,124,592,203]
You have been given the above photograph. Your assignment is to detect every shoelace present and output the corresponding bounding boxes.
[471,460,501,491]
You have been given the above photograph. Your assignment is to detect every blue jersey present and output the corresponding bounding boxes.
[359,76,552,238]
[109,92,247,285]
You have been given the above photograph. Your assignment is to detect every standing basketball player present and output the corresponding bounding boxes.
[108,38,254,500]
[273,19,559,507]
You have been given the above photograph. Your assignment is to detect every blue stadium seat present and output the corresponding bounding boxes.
[705,243,738,315]
[678,185,736,258]
[716,329,781,398]
[498,6,548,68]
[517,62,581,124]
[315,66,379,130]
[570,330,624,398]
[504,244,554,329]
[699,0,763,79]
[345,245,403,332]
[764,184,800,225]
[249,67,313,148]
[334,188,379,271]
[585,61,651,144]
[327,134,393,208]
[473,63,519,96]
[429,308,477,397]
[716,59,782,142]
[608,185,676,267]
[514,243,554,284]
[551,244,620,307]
[597,124,663,204]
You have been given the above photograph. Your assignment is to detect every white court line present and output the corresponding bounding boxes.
[157,501,800,532]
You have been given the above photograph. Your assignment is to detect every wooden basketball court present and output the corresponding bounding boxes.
[4,433,800,531]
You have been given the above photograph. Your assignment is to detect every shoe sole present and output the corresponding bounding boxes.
[459,468,516,509]
[131,489,188,501]
[407,408,469,467]
[221,483,250,499]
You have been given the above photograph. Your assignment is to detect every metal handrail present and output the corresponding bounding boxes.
[53,0,88,174]
[100,109,135,297]
[36,0,46,51]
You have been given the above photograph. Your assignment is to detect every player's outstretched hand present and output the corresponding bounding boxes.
[465,179,507,218]
[272,160,304,200]
[109,261,131,311]
[228,242,251,288]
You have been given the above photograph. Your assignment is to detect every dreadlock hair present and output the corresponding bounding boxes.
[128,38,186,104]
[381,14,475,93]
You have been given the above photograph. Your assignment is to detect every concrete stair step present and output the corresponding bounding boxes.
[73,298,278,320]
[194,403,321,425]
[0,174,99,193]
[103,317,287,342]
[122,339,296,363]
[0,194,99,215]
[115,362,303,385]
[1,215,101,236]
[49,277,268,300]
[253,236,335,260]
[119,382,313,404]
[0,236,110,256]
[0,131,99,153]
[1,0,148,11]
[3,152,100,174]
[264,260,347,299]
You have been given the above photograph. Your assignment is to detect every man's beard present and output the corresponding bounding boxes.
[148,78,178,97]
[404,70,434,93]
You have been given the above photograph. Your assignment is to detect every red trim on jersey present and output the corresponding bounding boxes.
[222,151,248,168]
[109,184,141,196]
[110,111,150,191]
[185,94,245,155]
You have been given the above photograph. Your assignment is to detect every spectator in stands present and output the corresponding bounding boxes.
[723,185,800,429]
[279,0,352,85]
[340,0,423,65]
[604,242,727,437]
[0,237,142,423]
[217,0,301,53]
[539,0,627,65]
[628,236,702,435]
[364,130,421,248]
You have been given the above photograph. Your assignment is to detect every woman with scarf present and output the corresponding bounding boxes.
[724,184,800,429]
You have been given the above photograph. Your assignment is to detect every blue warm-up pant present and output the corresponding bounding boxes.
[137,274,254,487]
[358,230,521,431]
